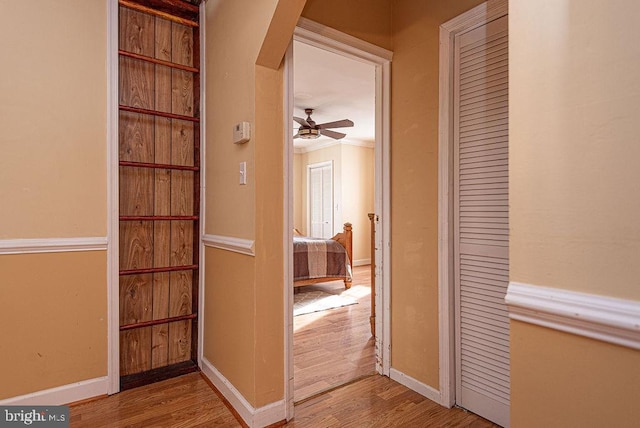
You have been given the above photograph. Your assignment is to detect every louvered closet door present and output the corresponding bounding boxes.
[118,0,200,390]
[454,15,509,427]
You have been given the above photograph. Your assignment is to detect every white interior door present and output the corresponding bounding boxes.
[308,161,333,238]
[454,14,510,428]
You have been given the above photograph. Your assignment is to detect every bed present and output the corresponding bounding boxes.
[293,223,353,289]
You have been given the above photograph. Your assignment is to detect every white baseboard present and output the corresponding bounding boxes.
[0,376,108,406]
[202,234,255,256]
[201,358,285,427]
[389,368,443,405]
[506,282,640,350]
[352,258,371,267]
[0,237,108,255]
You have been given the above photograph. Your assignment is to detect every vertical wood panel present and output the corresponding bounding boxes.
[119,274,153,325]
[171,23,193,67]
[169,271,192,317]
[170,171,193,216]
[119,112,154,163]
[170,221,193,266]
[168,320,191,365]
[119,167,154,216]
[171,120,194,166]
[119,4,198,386]
[120,328,152,376]
[119,8,154,55]
[151,324,169,369]
[120,57,154,109]
[119,221,153,270]
[172,69,194,117]
[154,118,172,164]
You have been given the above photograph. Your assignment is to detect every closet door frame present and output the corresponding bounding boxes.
[437,0,508,409]
[106,0,206,395]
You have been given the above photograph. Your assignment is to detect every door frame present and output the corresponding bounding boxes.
[283,17,393,419]
[306,160,334,238]
[437,0,508,408]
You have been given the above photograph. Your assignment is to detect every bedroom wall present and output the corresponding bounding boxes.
[390,0,484,389]
[340,144,374,264]
[510,0,640,425]
[294,144,374,264]
[0,1,108,400]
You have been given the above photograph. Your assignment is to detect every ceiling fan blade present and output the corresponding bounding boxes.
[293,133,301,139]
[317,119,354,129]
[320,129,347,140]
[293,116,311,127]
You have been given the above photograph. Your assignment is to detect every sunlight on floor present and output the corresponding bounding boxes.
[293,284,370,332]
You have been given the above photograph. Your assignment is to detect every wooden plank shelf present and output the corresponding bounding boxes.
[120,264,198,276]
[119,50,199,73]
[119,105,199,122]
[120,313,197,331]
[119,161,198,171]
[119,215,198,221]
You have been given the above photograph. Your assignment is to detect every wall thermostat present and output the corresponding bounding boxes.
[233,121,251,144]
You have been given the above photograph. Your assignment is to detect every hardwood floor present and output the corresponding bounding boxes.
[289,375,499,428]
[70,372,498,427]
[70,265,498,427]
[69,372,240,427]
[294,265,375,401]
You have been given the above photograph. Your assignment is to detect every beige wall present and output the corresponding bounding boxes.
[510,0,640,301]
[390,0,484,389]
[0,1,107,239]
[302,0,393,51]
[294,144,374,262]
[511,321,640,428]
[510,1,640,425]
[0,252,107,399]
[341,144,374,263]
[203,0,300,409]
[0,1,108,400]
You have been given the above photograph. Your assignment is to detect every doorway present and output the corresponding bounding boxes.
[284,18,393,416]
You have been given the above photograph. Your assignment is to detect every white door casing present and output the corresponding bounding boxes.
[284,17,393,421]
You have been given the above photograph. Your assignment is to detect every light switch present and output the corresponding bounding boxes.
[239,162,247,185]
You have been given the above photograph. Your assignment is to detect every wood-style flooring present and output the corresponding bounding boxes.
[294,265,375,401]
[70,265,498,427]
[70,372,498,427]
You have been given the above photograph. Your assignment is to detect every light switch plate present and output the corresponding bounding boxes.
[239,161,247,185]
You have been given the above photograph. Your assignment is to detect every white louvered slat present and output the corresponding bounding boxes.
[454,13,510,427]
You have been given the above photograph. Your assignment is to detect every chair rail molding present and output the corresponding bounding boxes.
[0,237,108,255]
[506,282,640,350]
[202,234,255,256]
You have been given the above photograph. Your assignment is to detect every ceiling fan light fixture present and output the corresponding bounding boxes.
[298,128,320,139]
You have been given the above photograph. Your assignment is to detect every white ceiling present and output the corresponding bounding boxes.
[293,40,375,152]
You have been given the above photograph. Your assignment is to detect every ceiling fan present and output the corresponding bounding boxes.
[293,108,354,140]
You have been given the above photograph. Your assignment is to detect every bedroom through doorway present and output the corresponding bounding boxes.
[290,38,377,403]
